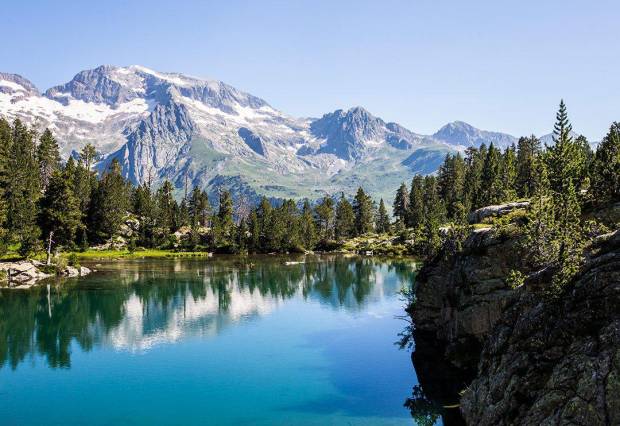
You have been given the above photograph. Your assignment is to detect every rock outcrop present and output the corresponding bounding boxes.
[467,201,530,224]
[0,261,52,285]
[412,228,527,371]
[460,230,620,425]
[0,260,93,287]
[410,222,620,425]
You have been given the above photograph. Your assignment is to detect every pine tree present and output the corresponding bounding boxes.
[6,120,41,255]
[88,159,130,243]
[546,100,584,194]
[479,143,503,206]
[72,145,98,224]
[516,135,541,197]
[0,118,11,250]
[156,180,176,233]
[437,153,466,220]
[375,199,391,233]
[353,187,374,235]
[256,196,273,250]
[464,145,487,210]
[300,200,318,249]
[335,194,355,239]
[38,169,81,248]
[248,209,261,252]
[213,190,234,249]
[500,144,518,201]
[407,175,425,228]
[188,186,211,228]
[278,199,301,251]
[591,122,620,202]
[314,196,335,240]
[37,128,61,191]
[524,156,556,267]
[422,175,445,226]
[132,182,157,247]
[393,183,409,224]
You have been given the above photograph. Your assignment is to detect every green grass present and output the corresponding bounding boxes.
[69,249,212,260]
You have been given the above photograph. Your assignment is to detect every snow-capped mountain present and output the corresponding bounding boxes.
[0,65,517,203]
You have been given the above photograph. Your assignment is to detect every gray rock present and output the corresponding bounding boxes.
[460,229,620,425]
[64,266,79,277]
[468,201,530,224]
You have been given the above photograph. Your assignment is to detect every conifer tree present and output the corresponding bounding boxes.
[188,186,211,228]
[353,187,374,235]
[6,120,41,255]
[464,145,487,210]
[132,182,157,247]
[300,200,318,249]
[156,180,176,233]
[591,122,620,202]
[37,129,61,191]
[88,160,130,243]
[256,196,273,250]
[248,209,261,252]
[278,199,301,250]
[407,175,425,228]
[393,183,409,224]
[236,217,249,252]
[479,144,503,206]
[38,169,81,248]
[314,196,335,240]
[500,144,518,201]
[524,156,556,267]
[335,194,355,239]
[375,199,391,233]
[0,119,12,250]
[546,100,583,194]
[422,176,444,226]
[437,153,466,220]
[213,190,234,249]
[516,135,541,197]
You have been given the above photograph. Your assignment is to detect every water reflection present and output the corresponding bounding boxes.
[0,255,415,370]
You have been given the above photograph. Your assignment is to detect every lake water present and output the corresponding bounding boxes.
[0,255,420,425]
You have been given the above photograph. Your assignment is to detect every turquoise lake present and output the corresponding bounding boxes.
[0,255,419,425]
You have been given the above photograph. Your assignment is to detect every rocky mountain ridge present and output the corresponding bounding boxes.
[0,65,529,202]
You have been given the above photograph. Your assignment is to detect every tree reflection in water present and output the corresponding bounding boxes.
[0,255,415,371]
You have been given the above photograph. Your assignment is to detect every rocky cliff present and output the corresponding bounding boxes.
[460,230,620,425]
[409,210,620,424]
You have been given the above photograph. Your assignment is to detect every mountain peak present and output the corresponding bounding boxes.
[433,121,516,148]
[0,72,39,96]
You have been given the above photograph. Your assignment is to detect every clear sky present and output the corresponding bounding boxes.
[1,0,617,140]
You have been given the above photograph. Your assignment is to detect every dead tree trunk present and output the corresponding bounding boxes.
[46,231,54,266]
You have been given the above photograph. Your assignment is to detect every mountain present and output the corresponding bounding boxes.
[433,121,517,149]
[0,65,518,203]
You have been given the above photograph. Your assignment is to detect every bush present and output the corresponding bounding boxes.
[67,252,80,267]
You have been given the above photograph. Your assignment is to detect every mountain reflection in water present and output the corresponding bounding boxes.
[0,255,416,370]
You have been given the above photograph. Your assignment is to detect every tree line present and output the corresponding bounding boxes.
[0,117,391,256]
[392,100,619,279]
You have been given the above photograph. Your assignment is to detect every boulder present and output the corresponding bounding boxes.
[0,261,52,284]
[64,266,79,277]
[79,266,91,276]
[468,201,530,224]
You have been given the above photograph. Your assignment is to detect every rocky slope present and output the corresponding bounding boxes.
[1,65,520,203]
[409,205,620,425]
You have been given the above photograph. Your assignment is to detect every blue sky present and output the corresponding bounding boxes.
[1,0,617,140]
